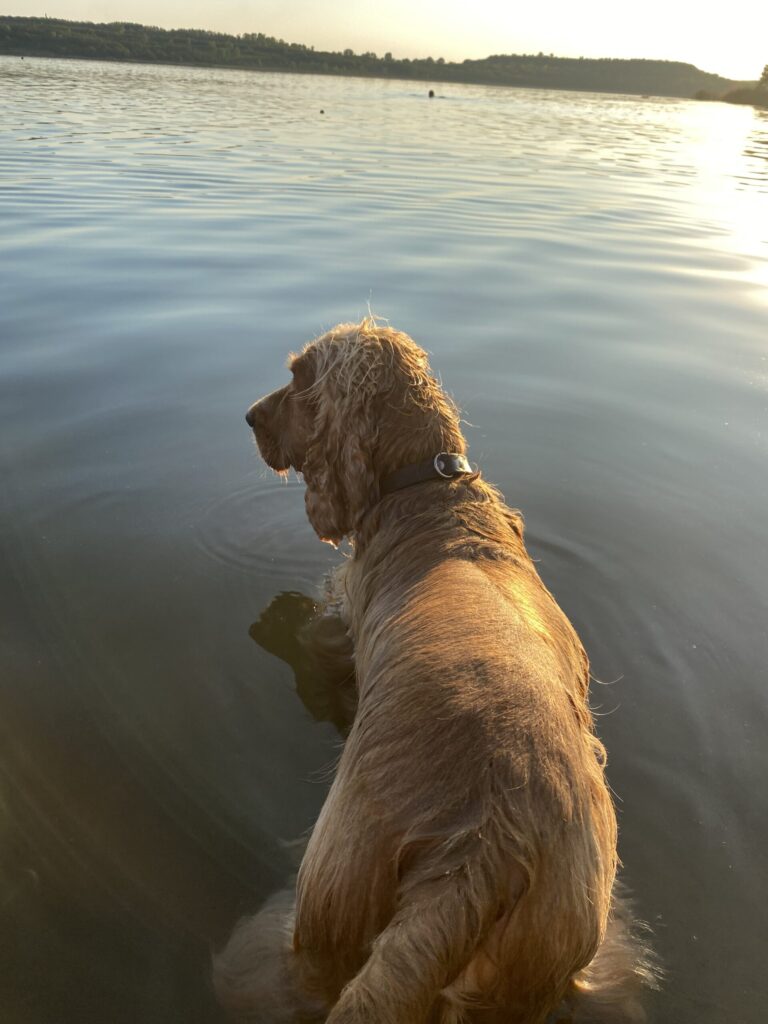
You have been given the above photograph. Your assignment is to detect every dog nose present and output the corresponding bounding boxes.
[245,403,259,428]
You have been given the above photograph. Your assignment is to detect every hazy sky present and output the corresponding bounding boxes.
[5,0,767,80]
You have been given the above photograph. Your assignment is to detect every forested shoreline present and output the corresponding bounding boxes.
[0,16,757,100]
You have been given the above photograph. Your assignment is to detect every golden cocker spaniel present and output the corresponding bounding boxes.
[215,320,657,1023]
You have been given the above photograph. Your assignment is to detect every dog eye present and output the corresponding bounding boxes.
[291,355,315,394]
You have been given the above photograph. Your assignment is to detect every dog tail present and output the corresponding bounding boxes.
[321,848,510,1024]
[566,888,662,1023]
[322,817,617,1024]
[212,888,325,1023]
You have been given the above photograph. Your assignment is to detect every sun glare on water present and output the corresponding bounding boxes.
[684,102,768,295]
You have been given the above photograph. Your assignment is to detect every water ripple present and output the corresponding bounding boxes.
[193,475,330,582]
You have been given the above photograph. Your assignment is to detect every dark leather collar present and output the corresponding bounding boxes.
[380,452,475,496]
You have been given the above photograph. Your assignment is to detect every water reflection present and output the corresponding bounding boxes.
[249,592,357,737]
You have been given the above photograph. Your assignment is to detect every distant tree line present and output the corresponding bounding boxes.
[0,16,756,101]
[705,63,768,108]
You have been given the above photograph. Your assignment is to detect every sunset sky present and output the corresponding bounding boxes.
[5,0,766,81]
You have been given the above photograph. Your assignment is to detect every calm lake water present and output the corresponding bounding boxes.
[1,55,767,1023]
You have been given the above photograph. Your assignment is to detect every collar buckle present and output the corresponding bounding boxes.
[434,452,472,478]
[433,453,454,478]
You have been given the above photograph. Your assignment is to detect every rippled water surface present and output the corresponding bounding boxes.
[1,56,767,1023]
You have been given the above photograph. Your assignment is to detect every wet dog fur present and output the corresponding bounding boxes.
[215,320,659,1023]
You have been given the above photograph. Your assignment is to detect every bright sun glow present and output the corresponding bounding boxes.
[682,101,768,293]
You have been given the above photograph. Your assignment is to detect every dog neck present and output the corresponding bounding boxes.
[352,459,488,556]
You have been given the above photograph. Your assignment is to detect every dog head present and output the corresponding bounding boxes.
[246,320,466,545]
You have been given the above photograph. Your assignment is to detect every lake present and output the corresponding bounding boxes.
[0,55,766,1024]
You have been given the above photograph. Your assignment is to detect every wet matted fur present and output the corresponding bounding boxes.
[216,320,659,1023]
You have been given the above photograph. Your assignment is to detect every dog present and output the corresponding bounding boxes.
[215,320,658,1023]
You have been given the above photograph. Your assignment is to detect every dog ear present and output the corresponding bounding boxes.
[302,398,379,546]
[303,431,347,545]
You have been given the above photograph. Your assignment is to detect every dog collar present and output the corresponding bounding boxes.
[380,452,475,496]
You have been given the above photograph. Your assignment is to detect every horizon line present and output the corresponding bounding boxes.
[0,12,752,82]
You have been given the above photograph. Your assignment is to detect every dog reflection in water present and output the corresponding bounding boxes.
[215,320,658,1023]
[248,590,357,737]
